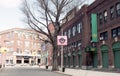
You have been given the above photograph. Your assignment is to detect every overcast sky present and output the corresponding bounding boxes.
[0,0,94,32]
[0,0,25,32]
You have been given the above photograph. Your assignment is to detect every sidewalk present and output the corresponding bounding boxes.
[39,66,120,76]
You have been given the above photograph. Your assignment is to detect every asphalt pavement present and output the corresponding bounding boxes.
[0,66,68,76]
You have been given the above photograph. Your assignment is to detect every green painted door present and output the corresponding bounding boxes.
[64,57,66,67]
[73,56,76,67]
[68,56,70,67]
[78,55,82,67]
[114,50,120,68]
[93,53,97,68]
[102,52,108,68]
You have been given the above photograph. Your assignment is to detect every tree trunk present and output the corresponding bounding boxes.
[52,45,59,71]
[51,34,59,71]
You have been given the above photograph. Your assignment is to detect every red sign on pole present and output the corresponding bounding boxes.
[57,36,67,45]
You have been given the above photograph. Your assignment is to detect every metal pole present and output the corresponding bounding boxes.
[61,46,63,71]
[61,28,63,71]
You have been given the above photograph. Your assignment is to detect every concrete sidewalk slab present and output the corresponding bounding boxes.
[39,66,120,76]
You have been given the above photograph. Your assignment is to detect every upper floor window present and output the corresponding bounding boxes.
[68,29,71,38]
[110,6,115,19]
[25,41,30,48]
[72,26,76,36]
[116,3,120,16]
[64,31,67,36]
[104,10,107,22]
[99,13,103,25]
[111,27,120,37]
[77,22,82,33]
[100,31,108,40]
[118,27,120,35]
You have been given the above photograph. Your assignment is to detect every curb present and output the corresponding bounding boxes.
[54,71,72,76]
[40,68,72,76]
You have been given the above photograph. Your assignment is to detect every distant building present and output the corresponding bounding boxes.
[0,28,45,66]
[40,23,54,66]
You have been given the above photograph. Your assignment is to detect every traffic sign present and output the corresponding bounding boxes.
[57,36,67,45]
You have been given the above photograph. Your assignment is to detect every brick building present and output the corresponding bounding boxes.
[62,5,88,69]
[0,28,44,66]
[62,0,120,70]
[87,0,120,69]
[40,23,54,66]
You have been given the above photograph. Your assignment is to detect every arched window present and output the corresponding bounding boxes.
[116,3,120,16]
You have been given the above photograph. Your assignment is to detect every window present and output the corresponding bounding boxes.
[111,27,120,37]
[17,40,21,46]
[117,27,120,35]
[72,26,76,36]
[99,13,103,24]
[104,10,107,22]
[77,22,82,33]
[116,3,120,16]
[104,32,108,39]
[25,41,30,48]
[100,31,108,40]
[77,40,81,47]
[110,6,114,19]
[68,29,71,38]
[64,31,67,36]
[112,29,117,37]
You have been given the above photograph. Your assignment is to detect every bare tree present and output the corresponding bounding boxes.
[21,0,86,71]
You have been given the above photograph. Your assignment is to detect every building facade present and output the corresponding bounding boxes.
[0,28,44,66]
[62,0,120,70]
[87,0,120,69]
[40,23,54,66]
[62,5,88,69]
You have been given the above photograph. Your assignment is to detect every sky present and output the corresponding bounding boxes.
[0,0,94,32]
[0,0,25,31]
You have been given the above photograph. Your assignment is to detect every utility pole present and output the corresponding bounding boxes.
[61,28,63,71]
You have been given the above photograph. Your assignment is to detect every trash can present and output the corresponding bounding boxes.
[62,67,65,72]
[46,66,48,69]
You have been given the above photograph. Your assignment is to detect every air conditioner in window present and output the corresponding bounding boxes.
[99,37,104,40]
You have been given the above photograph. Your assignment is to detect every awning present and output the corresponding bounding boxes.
[72,52,76,56]
[100,45,108,52]
[112,42,120,51]
[85,46,97,52]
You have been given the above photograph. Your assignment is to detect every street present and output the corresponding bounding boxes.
[0,66,68,76]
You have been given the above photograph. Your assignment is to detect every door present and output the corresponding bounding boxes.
[102,52,108,68]
[93,53,97,68]
[114,50,120,68]
[73,56,76,67]
[68,56,70,67]
[78,55,82,67]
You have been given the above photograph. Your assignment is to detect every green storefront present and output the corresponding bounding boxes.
[100,45,109,68]
[72,52,76,67]
[112,42,120,69]
[78,51,82,67]
[85,46,97,68]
